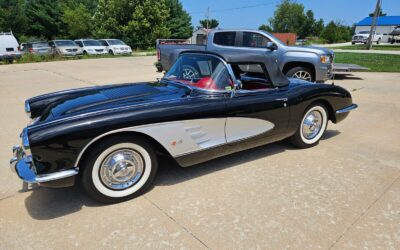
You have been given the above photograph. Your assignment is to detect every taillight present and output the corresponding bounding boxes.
[29,48,33,53]
[18,46,21,51]
[157,49,161,61]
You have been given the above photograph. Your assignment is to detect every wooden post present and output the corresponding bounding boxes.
[367,0,381,50]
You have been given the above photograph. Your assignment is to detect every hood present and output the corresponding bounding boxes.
[285,45,333,55]
[28,82,189,123]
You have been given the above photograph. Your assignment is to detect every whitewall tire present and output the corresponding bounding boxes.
[291,103,328,148]
[82,136,158,203]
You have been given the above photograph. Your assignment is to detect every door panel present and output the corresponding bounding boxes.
[226,89,290,142]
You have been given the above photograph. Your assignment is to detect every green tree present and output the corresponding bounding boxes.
[269,0,306,34]
[258,24,273,33]
[0,0,27,38]
[25,0,63,39]
[126,0,170,49]
[165,0,192,39]
[62,3,93,38]
[199,18,219,29]
[320,21,351,43]
[94,0,170,49]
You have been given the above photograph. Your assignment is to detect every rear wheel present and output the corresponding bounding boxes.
[377,38,381,44]
[82,136,158,203]
[286,66,314,82]
[290,103,328,148]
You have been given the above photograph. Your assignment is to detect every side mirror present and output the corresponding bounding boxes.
[266,42,278,51]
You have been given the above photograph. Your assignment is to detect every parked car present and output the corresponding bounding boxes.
[0,32,21,62]
[98,39,132,55]
[10,49,357,203]
[75,39,108,55]
[21,41,52,56]
[156,29,334,82]
[48,40,83,57]
[389,26,400,44]
[352,31,383,45]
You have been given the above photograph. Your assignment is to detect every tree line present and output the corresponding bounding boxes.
[1,0,368,48]
[259,0,355,44]
[0,0,193,49]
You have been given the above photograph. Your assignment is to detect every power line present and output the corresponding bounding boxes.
[189,1,278,15]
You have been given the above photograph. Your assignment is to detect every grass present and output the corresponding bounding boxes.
[0,50,156,65]
[331,44,400,51]
[334,52,400,72]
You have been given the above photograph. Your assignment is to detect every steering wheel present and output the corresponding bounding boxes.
[181,65,200,80]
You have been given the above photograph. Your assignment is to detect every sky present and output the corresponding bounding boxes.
[180,0,400,29]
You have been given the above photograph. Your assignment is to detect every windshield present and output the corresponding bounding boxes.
[108,39,125,45]
[164,54,233,91]
[55,40,77,47]
[32,42,49,48]
[83,40,102,46]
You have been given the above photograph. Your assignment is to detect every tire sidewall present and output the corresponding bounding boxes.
[299,105,328,145]
[82,136,158,203]
[286,66,315,82]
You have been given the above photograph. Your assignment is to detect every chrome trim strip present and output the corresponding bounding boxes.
[336,104,358,114]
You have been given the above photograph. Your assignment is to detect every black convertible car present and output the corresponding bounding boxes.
[10,50,357,203]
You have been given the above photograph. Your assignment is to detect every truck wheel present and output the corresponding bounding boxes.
[352,42,355,45]
[286,66,314,82]
[376,39,381,45]
[81,135,158,203]
[290,103,328,148]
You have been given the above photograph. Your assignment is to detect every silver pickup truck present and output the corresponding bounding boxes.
[156,29,334,82]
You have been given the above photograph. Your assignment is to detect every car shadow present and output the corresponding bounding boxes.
[24,130,341,220]
[333,74,364,80]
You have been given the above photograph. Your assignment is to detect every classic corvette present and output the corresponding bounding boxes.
[10,50,357,203]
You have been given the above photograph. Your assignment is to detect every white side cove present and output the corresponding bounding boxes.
[134,119,226,157]
[225,117,275,143]
[74,117,275,166]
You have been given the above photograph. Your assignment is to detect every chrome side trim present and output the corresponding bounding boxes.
[336,104,358,114]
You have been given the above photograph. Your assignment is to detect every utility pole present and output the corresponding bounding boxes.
[206,7,210,30]
[367,0,381,50]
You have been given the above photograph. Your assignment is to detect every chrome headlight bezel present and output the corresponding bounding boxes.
[25,100,31,118]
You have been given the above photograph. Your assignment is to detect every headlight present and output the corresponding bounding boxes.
[320,55,331,64]
[87,49,94,52]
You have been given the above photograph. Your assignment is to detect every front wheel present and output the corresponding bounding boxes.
[290,103,328,148]
[109,50,114,55]
[286,66,314,82]
[82,136,158,203]
[376,39,381,45]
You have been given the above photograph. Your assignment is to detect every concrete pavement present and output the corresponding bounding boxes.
[0,57,399,249]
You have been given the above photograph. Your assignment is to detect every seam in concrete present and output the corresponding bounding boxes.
[143,195,210,249]
[328,174,400,249]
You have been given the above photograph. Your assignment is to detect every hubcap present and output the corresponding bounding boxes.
[99,149,144,190]
[302,110,323,140]
[293,71,312,81]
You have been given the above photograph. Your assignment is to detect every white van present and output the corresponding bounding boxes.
[0,32,22,62]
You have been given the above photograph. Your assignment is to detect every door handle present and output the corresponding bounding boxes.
[275,98,288,102]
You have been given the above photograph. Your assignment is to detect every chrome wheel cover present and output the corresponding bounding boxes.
[302,110,323,140]
[293,71,312,81]
[99,149,144,190]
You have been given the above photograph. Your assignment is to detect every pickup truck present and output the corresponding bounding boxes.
[389,26,400,44]
[352,31,383,45]
[156,29,334,82]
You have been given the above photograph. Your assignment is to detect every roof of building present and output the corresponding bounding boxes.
[356,16,400,26]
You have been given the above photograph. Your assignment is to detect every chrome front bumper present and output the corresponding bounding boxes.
[10,131,79,184]
[336,104,358,114]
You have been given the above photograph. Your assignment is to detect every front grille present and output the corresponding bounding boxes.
[66,49,78,52]
[95,49,103,52]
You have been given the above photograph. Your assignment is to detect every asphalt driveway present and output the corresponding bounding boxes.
[0,57,399,249]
